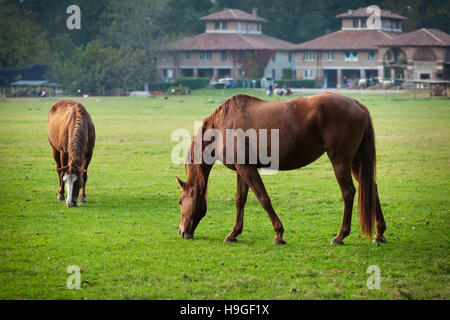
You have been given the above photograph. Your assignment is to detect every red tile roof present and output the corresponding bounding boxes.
[336,7,406,20]
[168,33,295,51]
[200,9,267,22]
[379,28,450,47]
[293,30,402,51]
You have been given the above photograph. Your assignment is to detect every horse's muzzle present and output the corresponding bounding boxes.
[66,201,78,208]
[179,228,193,239]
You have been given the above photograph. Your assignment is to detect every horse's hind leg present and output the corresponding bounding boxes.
[352,157,387,243]
[330,160,356,245]
[235,164,285,245]
[225,173,249,243]
[373,183,387,242]
[52,148,64,202]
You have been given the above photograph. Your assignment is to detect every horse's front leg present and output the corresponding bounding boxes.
[79,150,93,205]
[225,173,249,243]
[52,148,65,202]
[235,164,286,245]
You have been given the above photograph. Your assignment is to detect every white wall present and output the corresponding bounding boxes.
[264,51,296,80]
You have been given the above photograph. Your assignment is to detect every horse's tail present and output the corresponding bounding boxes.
[353,101,377,238]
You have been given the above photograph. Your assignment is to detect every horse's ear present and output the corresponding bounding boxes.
[175,176,185,190]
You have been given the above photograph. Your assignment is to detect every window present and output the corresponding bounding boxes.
[303,69,314,79]
[420,73,430,80]
[369,51,375,61]
[256,23,260,31]
[303,52,315,61]
[288,53,292,62]
[238,22,242,31]
[221,51,227,61]
[361,19,366,28]
[161,53,169,62]
[200,52,211,61]
[345,51,358,61]
[386,51,392,60]
[272,69,276,79]
[327,52,334,61]
[272,54,276,62]
[215,21,227,30]
[184,52,190,61]
[353,19,359,28]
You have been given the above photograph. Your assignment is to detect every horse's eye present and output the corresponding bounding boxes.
[178,198,182,206]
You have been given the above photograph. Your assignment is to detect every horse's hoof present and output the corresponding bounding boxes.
[373,236,387,243]
[273,238,286,245]
[224,237,237,243]
[57,196,65,202]
[331,238,344,245]
[79,198,87,205]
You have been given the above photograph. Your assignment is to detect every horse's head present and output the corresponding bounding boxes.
[58,165,85,207]
[175,176,207,239]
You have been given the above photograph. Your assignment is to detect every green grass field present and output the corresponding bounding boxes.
[0,89,449,300]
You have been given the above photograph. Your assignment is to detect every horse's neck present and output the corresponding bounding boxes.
[187,163,212,195]
[68,117,86,168]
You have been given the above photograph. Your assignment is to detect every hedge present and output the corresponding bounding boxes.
[167,86,191,95]
[174,77,210,90]
[148,82,173,92]
[149,77,210,92]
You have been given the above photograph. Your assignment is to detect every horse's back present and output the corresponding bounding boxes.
[48,100,95,152]
[216,93,370,170]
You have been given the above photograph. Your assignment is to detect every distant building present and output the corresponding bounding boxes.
[293,7,450,88]
[156,8,295,82]
[0,64,49,87]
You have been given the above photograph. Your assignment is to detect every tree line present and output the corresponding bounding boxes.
[1,0,448,94]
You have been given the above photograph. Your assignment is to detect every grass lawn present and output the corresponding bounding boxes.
[0,89,448,299]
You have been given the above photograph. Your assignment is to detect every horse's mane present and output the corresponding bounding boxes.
[68,103,88,170]
[182,94,263,194]
[185,94,262,172]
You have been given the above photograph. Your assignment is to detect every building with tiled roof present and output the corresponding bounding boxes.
[157,8,296,81]
[294,6,450,88]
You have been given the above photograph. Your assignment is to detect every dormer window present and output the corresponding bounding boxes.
[215,21,227,30]
[361,19,366,28]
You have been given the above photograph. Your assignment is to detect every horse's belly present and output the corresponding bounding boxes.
[277,143,325,170]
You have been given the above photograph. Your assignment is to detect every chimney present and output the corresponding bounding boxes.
[252,8,258,17]
[348,9,353,14]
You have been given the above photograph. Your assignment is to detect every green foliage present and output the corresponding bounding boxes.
[282,68,293,80]
[167,86,191,95]
[174,77,210,90]
[148,82,173,92]
[1,0,449,92]
[50,42,156,95]
[0,0,50,68]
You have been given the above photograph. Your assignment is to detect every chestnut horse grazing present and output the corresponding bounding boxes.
[176,93,386,245]
[48,100,95,207]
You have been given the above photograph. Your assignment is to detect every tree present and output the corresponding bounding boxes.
[0,0,50,68]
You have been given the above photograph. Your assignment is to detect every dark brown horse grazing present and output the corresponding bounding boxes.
[48,100,95,207]
[175,93,386,245]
